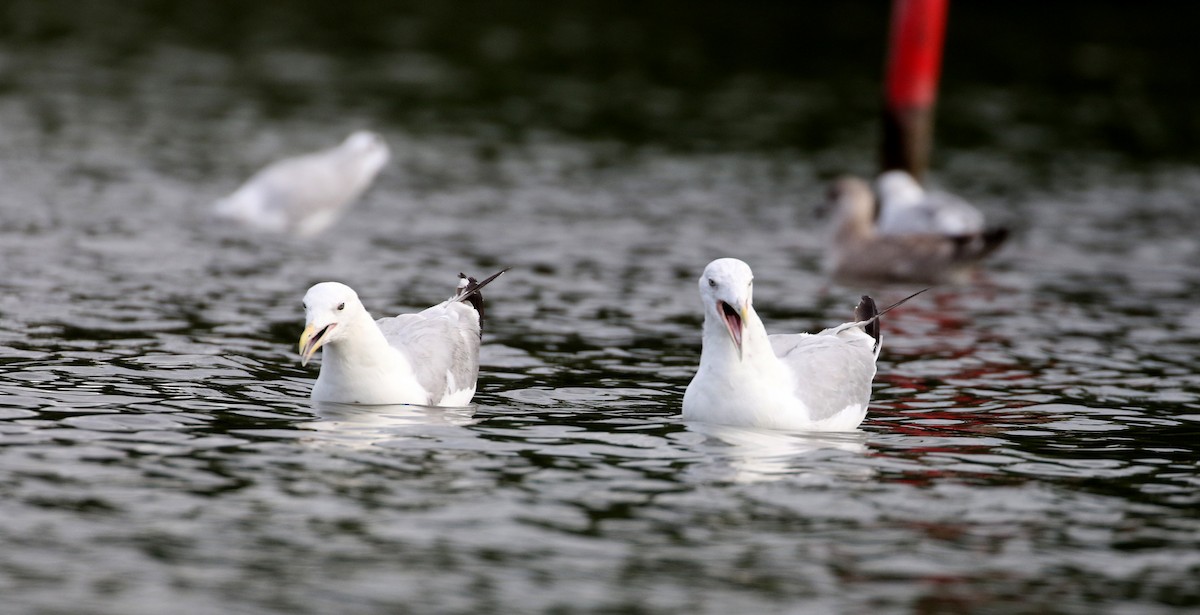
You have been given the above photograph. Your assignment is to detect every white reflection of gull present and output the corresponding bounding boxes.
[213,131,390,237]
[875,169,985,235]
[685,422,870,483]
[299,401,480,448]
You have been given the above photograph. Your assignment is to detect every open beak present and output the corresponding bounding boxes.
[298,322,335,366]
[718,300,746,360]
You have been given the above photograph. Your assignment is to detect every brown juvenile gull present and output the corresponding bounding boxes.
[824,176,1007,285]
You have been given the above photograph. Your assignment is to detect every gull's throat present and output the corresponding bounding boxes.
[719,300,743,357]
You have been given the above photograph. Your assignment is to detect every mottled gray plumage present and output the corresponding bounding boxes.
[824,176,1007,285]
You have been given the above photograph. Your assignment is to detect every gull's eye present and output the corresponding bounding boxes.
[707,278,717,288]
[337,302,345,311]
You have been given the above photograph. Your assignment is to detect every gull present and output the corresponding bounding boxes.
[298,269,508,406]
[875,169,986,235]
[824,175,1008,285]
[213,131,390,237]
[682,258,922,431]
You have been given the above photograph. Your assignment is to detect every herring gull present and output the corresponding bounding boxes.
[298,269,508,406]
[213,131,390,237]
[683,258,922,431]
[824,176,1007,285]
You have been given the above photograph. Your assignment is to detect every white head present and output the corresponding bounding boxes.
[339,130,391,178]
[699,258,754,360]
[298,282,368,366]
[876,169,924,206]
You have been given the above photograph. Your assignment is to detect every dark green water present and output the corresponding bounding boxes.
[1,2,1198,613]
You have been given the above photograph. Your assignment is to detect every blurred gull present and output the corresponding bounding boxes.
[824,176,1007,285]
[683,258,921,431]
[875,169,986,235]
[213,131,390,237]
[298,269,508,406]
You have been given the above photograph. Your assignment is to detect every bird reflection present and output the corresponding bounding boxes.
[297,401,480,448]
[683,422,872,483]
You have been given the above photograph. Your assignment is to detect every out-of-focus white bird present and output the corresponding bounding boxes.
[298,269,507,406]
[213,131,390,237]
[824,176,1008,285]
[682,258,921,431]
[875,169,986,235]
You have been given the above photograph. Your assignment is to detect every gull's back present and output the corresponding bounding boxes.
[375,301,481,406]
[768,326,877,426]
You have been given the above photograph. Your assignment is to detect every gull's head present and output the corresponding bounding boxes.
[340,130,391,176]
[699,258,754,360]
[826,176,876,235]
[299,282,366,366]
[875,169,924,206]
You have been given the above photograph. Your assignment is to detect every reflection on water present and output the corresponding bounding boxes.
[296,402,481,448]
[2,1,1200,613]
[682,422,870,484]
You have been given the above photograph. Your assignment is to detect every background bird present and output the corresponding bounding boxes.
[875,169,987,235]
[823,175,1007,285]
[213,130,391,237]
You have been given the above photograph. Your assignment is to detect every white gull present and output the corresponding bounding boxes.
[214,131,390,237]
[875,169,986,235]
[298,269,507,406]
[683,258,921,431]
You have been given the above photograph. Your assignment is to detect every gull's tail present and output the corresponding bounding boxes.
[950,226,1009,261]
[854,296,880,344]
[838,288,928,353]
[454,268,511,334]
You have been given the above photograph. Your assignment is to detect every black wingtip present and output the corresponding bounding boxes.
[853,288,928,348]
[455,267,511,335]
[950,226,1009,260]
[855,295,880,342]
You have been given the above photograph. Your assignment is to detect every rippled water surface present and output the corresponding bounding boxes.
[2,3,1199,613]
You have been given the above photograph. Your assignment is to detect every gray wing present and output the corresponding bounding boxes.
[375,301,481,405]
[769,328,877,422]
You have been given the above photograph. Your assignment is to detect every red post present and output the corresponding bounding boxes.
[881,0,948,183]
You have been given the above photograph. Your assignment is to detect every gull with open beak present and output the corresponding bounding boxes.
[683,258,921,431]
[298,269,507,406]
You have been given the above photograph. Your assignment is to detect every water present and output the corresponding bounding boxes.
[2,3,1199,613]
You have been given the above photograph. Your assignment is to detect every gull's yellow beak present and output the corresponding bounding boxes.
[298,322,334,367]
